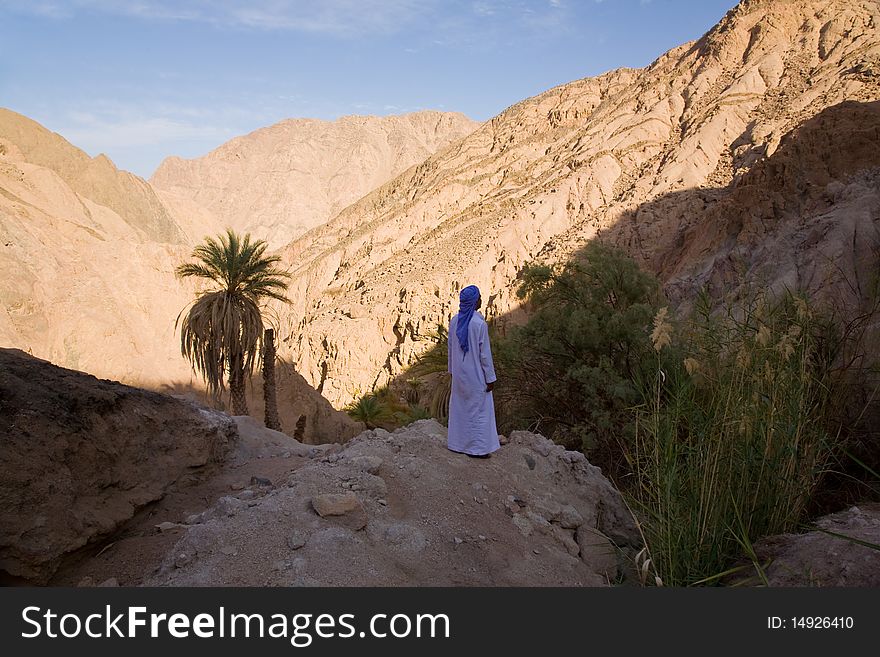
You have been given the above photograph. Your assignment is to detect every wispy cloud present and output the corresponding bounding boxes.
[0,0,432,36]
[48,99,233,152]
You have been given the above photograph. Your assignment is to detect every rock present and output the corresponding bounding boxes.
[312,493,360,517]
[174,553,191,569]
[349,474,387,499]
[559,505,584,529]
[76,576,94,587]
[287,530,308,550]
[155,522,183,533]
[0,349,237,584]
[250,476,273,487]
[219,545,238,556]
[378,523,427,554]
[576,526,620,582]
[533,497,562,523]
[347,455,383,474]
[735,504,880,587]
[523,454,537,470]
[311,493,367,531]
[97,577,119,587]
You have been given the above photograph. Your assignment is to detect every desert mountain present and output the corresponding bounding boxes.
[150,111,480,249]
[0,110,358,442]
[269,0,880,406]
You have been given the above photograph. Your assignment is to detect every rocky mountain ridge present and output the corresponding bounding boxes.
[151,111,480,249]
[268,0,880,405]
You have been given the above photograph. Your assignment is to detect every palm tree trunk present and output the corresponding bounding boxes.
[230,352,249,415]
[263,328,282,431]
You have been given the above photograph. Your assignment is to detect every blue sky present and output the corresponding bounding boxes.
[0,0,736,178]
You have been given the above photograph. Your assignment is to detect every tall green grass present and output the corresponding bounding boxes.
[624,291,841,585]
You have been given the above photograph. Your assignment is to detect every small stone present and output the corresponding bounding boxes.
[533,549,541,555]
[312,493,361,517]
[378,499,388,506]
[453,537,463,545]
[311,493,367,530]
[348,455,383,474]
[220,545,238,556]
[174,553,190,568]
[287,530,308,550]
[185,514,202,525]
[237,490,256,500]
[97,577,119,587]
[76,576,94,587]
[559,505,584,529]
[155,521,181,533]
[230,482,245,491]
[250,476,273,487]
[524,454,537,470]
[499,434,509,445]
[478,534,486,540]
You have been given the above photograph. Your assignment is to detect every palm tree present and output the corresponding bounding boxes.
[175,229,290,416]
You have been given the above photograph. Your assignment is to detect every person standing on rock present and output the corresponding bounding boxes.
[447,285,500,458]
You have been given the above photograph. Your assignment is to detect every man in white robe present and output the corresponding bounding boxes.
[447,285,500,458]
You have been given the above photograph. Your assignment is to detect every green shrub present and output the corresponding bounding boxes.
[345,394,392,429]
[494,242,662,475]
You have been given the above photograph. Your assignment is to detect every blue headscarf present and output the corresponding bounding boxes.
[456,285,480,355]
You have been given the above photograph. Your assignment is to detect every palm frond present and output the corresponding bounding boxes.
[175,229,292,395]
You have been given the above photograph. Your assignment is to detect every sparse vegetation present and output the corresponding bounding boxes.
[345,394,390,429]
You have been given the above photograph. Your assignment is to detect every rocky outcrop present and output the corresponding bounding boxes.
[148,420,639,586]
[150,111,480,249]
[734,504,880,586]
[0,348,237,583]
[269,0,880,406]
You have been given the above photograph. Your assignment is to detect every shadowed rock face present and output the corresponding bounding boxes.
[0,348,237,584]
[731,504,880,586]
[268,0,880,406]
[150,111,481,249]
[148,420,640,586]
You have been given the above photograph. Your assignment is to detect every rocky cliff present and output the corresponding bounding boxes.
[0,348,237,583]
[270,0,880,406]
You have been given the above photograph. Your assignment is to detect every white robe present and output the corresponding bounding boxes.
[447,311,499,456]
